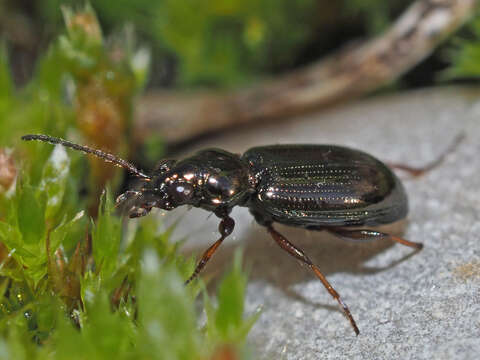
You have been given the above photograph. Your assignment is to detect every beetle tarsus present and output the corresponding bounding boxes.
[387,132,465,177]
[389,234,423,250]
[266,224,360,336]
[184,216,235,285]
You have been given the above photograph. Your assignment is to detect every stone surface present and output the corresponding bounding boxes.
[161,86,480,359]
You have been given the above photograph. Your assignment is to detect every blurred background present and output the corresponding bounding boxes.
[0,0,464,89]
[2,0,478,164]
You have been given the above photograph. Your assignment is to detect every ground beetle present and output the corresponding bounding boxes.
[22,134,460,335]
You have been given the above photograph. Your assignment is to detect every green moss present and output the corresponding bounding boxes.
[0,6,256,359]
[443,13,480,80]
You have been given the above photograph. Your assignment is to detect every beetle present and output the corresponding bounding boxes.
[21,133,459,335]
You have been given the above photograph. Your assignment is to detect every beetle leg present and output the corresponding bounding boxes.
[386,163,427,177]
[387,132,464,177]
[327,228,423,250]
[184,216,235,285]
[266,224,360,336]
[115,190,142,207]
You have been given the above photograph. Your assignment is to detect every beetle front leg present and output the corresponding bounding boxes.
[266,224,360,336]
[184,216,235,285]
[327,228,423,250]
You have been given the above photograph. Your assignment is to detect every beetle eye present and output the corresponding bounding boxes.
[206,175,232,197]
[169,183,194,203]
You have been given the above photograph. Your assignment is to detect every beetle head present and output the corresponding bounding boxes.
[117,149,254,218]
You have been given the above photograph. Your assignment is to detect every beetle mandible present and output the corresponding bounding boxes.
[22,134,459,335]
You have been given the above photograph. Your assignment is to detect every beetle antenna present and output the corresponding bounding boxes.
[22,134,151,180]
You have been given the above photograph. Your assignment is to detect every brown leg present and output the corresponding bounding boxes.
[266,225,360,335]
[184,216,235,285]
[387,132,464,177]
[327,228,423,250]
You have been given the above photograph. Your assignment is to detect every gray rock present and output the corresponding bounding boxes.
[162,87,480,359]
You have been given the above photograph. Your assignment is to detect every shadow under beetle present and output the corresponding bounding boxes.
[22,134,460,335]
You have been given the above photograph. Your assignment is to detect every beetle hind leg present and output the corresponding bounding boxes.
[387,132,464,177]
[266,224,360,336]
[327,228,423,250]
